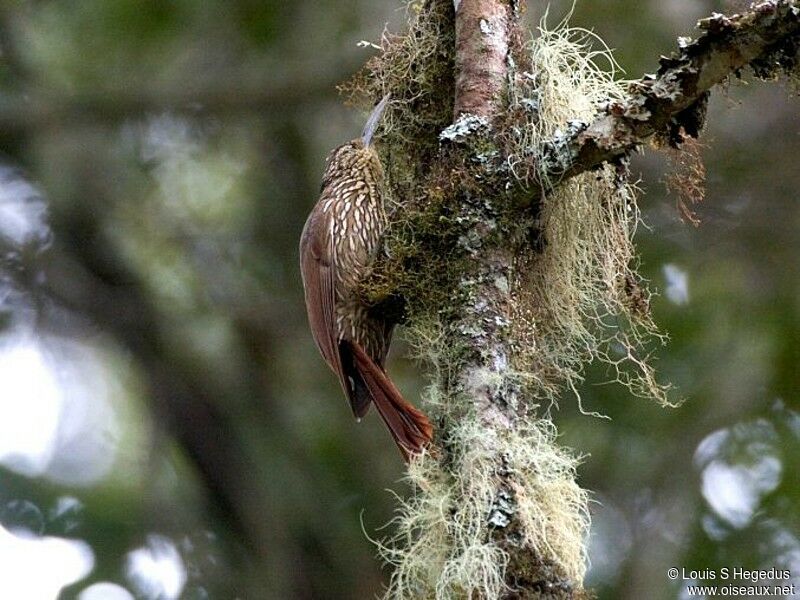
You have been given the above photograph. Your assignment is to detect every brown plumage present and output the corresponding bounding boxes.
[299,97,433,461]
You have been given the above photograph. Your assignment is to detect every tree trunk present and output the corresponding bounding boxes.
[346,0,800,597]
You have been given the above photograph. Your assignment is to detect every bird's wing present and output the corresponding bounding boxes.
[300,210,343,385]
[301,206,373,419]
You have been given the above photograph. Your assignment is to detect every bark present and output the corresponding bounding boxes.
[453,0,513,117]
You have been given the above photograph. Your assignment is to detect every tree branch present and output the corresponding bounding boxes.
[367,0,800,310]
[446,1,589,596]
[532,0,800,191]
[384,1,589,597]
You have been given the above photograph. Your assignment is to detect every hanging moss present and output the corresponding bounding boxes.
[495,22,676,409]
[376,419,588,599]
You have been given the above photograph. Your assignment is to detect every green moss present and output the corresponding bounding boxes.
[342,0,456,202]
[344,1,468,327]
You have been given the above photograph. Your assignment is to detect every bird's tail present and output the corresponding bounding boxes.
[346,341,433,462]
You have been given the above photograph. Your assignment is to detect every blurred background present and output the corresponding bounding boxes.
[0,0,797,598]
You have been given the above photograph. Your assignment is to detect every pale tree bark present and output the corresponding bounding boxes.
[433,0,589,595]
[354,0,800,598]
[448,0,574,595]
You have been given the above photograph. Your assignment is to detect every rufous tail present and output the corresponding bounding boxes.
[346,341,433,462]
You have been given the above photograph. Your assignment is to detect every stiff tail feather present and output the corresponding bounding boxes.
[345,341,433,462]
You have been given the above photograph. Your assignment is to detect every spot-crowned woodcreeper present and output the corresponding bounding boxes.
[300,95,432,461]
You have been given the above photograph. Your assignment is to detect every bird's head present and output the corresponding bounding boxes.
[322,94,390,184]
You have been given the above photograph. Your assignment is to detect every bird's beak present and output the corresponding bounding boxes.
[361,94,390,147]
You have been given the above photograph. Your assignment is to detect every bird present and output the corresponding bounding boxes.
[299,95,433,462]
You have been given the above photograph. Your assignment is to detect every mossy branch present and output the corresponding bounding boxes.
[361,0,800,314]
[525,0,800,196]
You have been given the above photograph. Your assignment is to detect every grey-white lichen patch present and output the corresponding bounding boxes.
[540,119,588,175]
[622,97,651,122]
[463,366,505,399]
[648,71,690,102]
[492,352,509,374]
[458,321,485,338]
[493,315,510,327]
[457,231,483,255]
[493,274,509,295]
[488,488,515,528]
[506,52,517,80]
[520,97,540,113]
[566,119,588,133]
[473,149,501,166]
[480,18,494,36]
[698,12,734,32]
[440,113,491,144]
